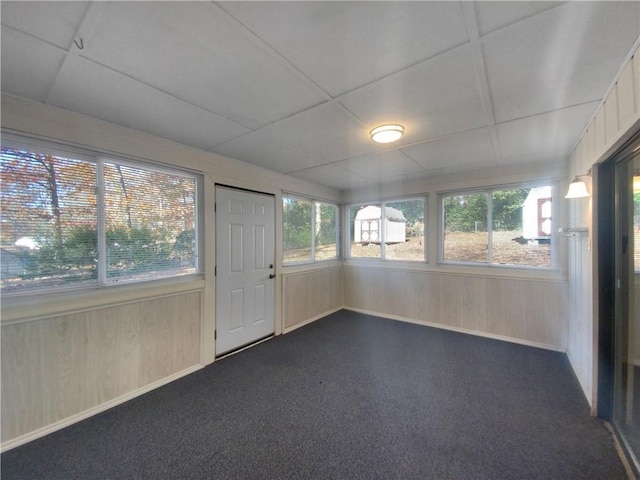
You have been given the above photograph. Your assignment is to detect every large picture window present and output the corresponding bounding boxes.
[1,141,200,293]
[441,185,553,267]
[283,195,339,264]
[348,198,425,261]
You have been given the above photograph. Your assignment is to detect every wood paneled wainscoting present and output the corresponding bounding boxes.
[1,290,202,450]
[343,265,567,351]
[282,264,343,332]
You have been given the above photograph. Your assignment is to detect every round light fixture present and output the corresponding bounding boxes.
[370,124,404,143]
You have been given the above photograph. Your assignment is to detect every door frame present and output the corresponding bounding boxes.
[595,130,640,477]
[214,184,277,357]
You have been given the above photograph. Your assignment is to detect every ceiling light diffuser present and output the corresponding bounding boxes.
[370,124,404,143]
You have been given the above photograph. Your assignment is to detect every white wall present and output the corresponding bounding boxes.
[0,93,343,450]
[566,43,640,410]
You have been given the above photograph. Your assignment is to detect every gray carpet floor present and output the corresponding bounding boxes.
[1,310,628,479]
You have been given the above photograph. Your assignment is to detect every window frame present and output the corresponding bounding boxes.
[346,196,427,263]
[1,134,203,296]
[282,192,340,266]
[438,181,557,269]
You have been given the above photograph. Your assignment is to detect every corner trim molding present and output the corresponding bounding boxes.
[283,307,342,334]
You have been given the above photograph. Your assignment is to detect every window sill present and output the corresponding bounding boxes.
[342,258,565,283]
[1,274,205,325]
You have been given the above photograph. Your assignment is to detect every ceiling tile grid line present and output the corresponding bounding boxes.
[243,42,483,153]
[460,1,501,166]
[0,1,90,50]
[2,1,639,191]
[495,100,606,128]
[218,1,473,98]
[212,0,334,102]
[0,23,68,54]
[1,2,264,144]
[5,1,335,148]
[474,1,567,39]
[481,1,640,125]
[212,130,330,175]
[67,54,252,139]
[1,26,67,103]
[331,41,474,107]
[43,2,107,105]
[74,1,328,131]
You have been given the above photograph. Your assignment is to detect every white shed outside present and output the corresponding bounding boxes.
[354,205,406,244]
[522,186,552,241]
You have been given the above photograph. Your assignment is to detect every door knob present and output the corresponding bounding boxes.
[269,274,276,279]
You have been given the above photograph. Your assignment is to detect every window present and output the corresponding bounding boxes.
[348,198,425,261]
[441,185,552,267]
[282,195,339,264]
[1,140,200,293]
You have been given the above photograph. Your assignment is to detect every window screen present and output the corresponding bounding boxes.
[442,185,552,267]
[1,142,199,293]
[283,195,339,264]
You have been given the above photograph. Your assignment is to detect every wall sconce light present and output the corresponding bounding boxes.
[565,169,592,199]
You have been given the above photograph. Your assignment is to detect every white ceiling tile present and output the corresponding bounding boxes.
[211,132,325,174]
[1,1,637,192]
[290,164,368,191]
[340,45,489,144]
[1,1,90,49]
[81,1,325,130]
[220,1,469,96]
[258,102,378,162]
[474,1,565,37]
[496,102,599,165]
[333,151,424,180]
[47,56,250,150]
[484,1,640,123]
[401,128,498,170]
[1,28,66,102]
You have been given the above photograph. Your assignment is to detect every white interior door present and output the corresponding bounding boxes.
[215,187,275,356]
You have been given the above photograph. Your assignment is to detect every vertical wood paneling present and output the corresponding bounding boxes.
[595,107,607,155]
[282,266,342,330]
[578,137,587,167]
[1,291,201,444]
[604,88,620,146]
[586,125,597,162]
[617,60,636,129]
[567,46,640,407]
[343,266,566,349]
[460,275,487,333]
[635,48,640,114]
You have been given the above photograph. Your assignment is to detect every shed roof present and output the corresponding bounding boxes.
[355,205,406,222]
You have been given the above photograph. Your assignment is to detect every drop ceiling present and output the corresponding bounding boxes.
[1,1,639,191]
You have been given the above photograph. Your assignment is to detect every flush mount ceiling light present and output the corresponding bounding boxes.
[370,124,404,144]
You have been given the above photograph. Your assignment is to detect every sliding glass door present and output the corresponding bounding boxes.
[612,141,640,471]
